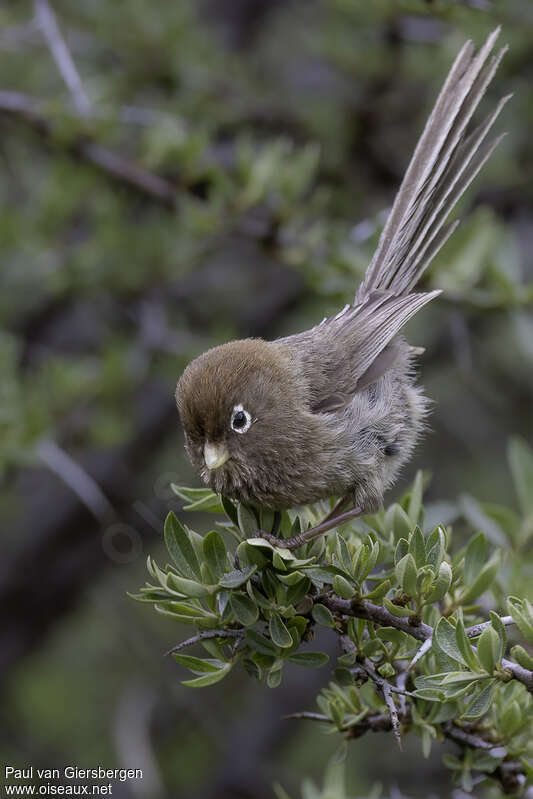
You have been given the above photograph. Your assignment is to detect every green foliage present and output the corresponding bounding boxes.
[135,461,533,794]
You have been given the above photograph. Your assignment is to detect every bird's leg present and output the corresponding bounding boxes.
[260,498,363,551]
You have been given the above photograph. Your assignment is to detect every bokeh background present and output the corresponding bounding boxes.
[1,1,532,797]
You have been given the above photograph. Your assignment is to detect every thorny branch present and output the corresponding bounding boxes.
[164,629,244,657]
[321,595,533,694]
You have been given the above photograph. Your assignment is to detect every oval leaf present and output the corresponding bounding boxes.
[164,512,201,580]
[312,603,335,628]
[182,663,232,688]
[287,652,329,668]
[229,592,259,626]
[269,612,293,648]
[203,530,228,579]
[218,565,257,589]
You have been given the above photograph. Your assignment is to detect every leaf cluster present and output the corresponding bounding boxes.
[134,448,533,793]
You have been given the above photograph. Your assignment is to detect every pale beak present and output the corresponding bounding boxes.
[203,441,230,470]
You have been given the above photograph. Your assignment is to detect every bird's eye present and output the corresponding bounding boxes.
[230,404,253,434]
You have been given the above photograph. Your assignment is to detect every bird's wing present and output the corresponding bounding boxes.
[356,27,509,302]
[280,289,440,412]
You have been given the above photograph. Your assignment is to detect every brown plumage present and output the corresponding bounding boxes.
[176,29,509,516]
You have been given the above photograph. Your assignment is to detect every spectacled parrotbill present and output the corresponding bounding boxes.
[176,29,509,548]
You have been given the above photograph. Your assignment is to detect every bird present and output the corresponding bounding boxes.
[176,29,509,548]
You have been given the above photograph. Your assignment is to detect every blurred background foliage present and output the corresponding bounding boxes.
[0,0,531,797]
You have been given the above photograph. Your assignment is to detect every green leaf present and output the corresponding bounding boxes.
[409,526,426,569]
[202,530,228,578]
[383,598,412,618]
[463,532,487,586]
[221,495,239,526]
[218,565,257,588]
[312,603,335,628]
[459,551,501,604]
[235,541,269,570]
[183,494,224,513]
[510,644,533,670]
[246,628,278,656]
[333,575,355,599]
[462,680,496,721]
[267,661,283,688]
[386,504,413,541]
[164,512,201,580]
[172,654,224,673]
[182,662,232,687]
[396,553,418,597]
[376,627,407,644]
[277,570,306,586]
[507,597,533,645]
[287,651,329,668]
[424,561,452,604]
[360,540,380,580]
[171,486,223,512]
[156,601,215,619]
[477,627,500,673]
[434,618,468,666]
[455,617,480,672]
[154,602,218,626]
[489,611,506,662]
[363,578,391,602]
[500,700,522,737]
[426,526,446,570]
[269,612,293,648]
[508,437,533,516]
[229,592,259,626]
[395,538,408,565]
[237,504,258,537]
[166,573,213,598]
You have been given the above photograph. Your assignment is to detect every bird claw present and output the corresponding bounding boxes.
[258,506,363,551]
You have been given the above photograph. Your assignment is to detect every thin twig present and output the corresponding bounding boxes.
[362,659,402,749]
[165,629,244,657]
[442,721,504,753]
[34,0,91,116]
[396,671,408,716]
[322,595,533,694]
[282,712,329,723]
[323,596,432,642]
[465,616,515,638]
[408,637,433,671]
[284,710,394,738]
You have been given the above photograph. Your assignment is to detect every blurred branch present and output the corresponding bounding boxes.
[0,91,177,206]
[36,438,116,524]
[34,0,91,116]
[114,682,165,799]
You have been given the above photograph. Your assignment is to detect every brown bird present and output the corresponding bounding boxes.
[176,29,509,549]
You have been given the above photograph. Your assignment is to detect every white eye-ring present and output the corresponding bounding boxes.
[230,404,253,434]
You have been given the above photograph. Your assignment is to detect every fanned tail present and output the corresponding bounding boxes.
[356,27,509,303]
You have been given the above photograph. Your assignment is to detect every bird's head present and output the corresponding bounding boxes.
[175,338,306,504]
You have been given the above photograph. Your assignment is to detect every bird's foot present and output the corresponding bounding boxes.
[260,504,363,551]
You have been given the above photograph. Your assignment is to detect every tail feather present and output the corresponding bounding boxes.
[356,28,507,302]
